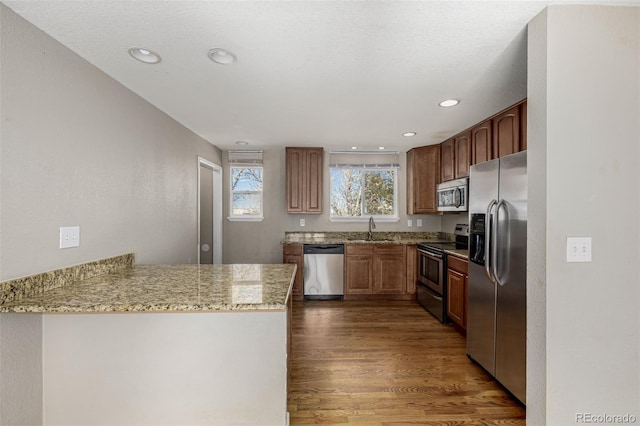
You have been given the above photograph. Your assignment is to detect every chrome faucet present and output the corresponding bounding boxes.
[368,216,376,240]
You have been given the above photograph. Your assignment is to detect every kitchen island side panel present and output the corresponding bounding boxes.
[42,311,288,426]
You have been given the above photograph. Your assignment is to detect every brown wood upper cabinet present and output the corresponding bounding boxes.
[407,145,441,214]
[520,100,527,151]
[471,119,493,166]
[454,131,471,178]
[492,105,521,159]
[286,147,323,214]
[440,139,455,182]
[440,132,471,182]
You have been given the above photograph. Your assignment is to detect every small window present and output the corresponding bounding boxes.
[329,151,399,221]
[229,151,263,221]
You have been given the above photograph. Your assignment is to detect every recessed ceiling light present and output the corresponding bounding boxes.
[128,47,161,64]
[208,48,237,65]
[403,132,417,137]
[235,141,248,145]
[439,99,460,108]
[378,146,385,150]
[351,146,358,150]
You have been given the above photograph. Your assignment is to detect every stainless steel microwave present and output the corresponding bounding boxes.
[436,178,468,212]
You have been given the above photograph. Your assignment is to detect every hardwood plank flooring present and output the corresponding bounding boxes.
[288,300,525,425]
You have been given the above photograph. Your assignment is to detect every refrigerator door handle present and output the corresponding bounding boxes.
[484,199,498,283]
[494,199,509,286]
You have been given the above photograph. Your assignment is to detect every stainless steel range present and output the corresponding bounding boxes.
[416,224,468,322]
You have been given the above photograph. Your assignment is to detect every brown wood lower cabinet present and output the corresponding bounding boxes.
[344,245,374,294]
[405,245,417,295]
[345,244,413,300]
[282,244,304,301]
[446,255,468,332]
[374,245,406,294]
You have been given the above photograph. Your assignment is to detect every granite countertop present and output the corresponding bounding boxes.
[282,231,452,245]
[0,264,296,313]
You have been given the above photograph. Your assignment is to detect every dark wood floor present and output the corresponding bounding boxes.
[288,300,525,425]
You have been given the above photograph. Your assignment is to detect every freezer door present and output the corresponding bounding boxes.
[467,158,499,376]
[494,151,527,404]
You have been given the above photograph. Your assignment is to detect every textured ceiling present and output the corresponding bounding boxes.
[2,0,638,152]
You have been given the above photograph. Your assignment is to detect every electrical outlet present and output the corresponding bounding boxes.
[407,219,413,227]
[300,218,305,227]
[417,219,423,227]
[566,237,592,262]
[60,226,80,249]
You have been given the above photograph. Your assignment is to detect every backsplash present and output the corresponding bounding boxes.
[284,231,454,241]
[0,253,134,304]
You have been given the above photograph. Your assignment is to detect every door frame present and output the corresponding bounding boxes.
[197,157,223,264]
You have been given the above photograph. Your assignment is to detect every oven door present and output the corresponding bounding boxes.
[417,284,445,323]
[417,248,444,295]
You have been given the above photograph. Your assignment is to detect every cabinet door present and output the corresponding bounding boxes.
[304,148,323,213]
[447,268,466,329]
[286,147,323,214]
[285,148,304,213]
[374,245,406,294]
[283,244,304,301]
[454,131,471,178]
[471,120,492,165]
[345,255,373,294]
[405,245,417,295]
[440,139,455,182]
[407,145,441,214]
[492,105,521,158]
[283,254,304,300]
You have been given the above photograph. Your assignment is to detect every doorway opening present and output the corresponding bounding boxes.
[198,157,222,264]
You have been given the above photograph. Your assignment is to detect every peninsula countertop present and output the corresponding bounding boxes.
[0,264,296,313]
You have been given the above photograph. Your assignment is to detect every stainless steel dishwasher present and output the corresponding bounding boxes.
[303,244,344,300]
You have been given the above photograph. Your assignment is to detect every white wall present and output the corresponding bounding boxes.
[222,148,442,263]
[528,5,640,424]
[526,8,548,426]
[0,5,221,424]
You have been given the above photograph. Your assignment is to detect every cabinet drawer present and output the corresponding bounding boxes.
[447,255,468,274]
[375,245,404,256]
[283,244,303,256]
[345,245,374,255]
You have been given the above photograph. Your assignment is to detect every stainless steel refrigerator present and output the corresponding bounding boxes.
[467,150,526,405]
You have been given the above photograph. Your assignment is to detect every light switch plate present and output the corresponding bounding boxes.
[299,219,305,227]
[566,237,592,262]
[60,226,80,249]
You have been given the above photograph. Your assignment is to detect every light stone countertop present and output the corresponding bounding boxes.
[0,264,296,313]
[445,249,469,260]
[282,231,452,245]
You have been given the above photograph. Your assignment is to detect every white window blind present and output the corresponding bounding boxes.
[329,151,400,169]
[228,150,263,165]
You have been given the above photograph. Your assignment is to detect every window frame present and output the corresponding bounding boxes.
[228,165,264,222]
[329,166,399,222]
